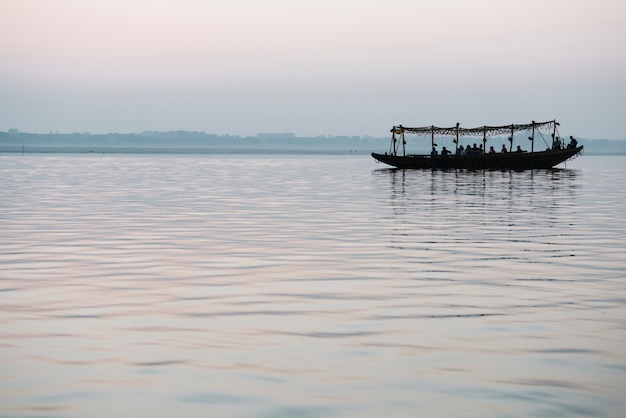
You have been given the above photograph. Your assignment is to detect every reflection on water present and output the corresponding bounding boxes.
[1,155,625,417]
[378,168,583,272]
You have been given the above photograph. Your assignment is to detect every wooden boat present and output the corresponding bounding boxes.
[371,120,583,170]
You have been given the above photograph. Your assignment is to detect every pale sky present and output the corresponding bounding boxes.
[1,0,625,138]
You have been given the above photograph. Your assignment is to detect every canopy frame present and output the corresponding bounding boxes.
[389,120,557,156]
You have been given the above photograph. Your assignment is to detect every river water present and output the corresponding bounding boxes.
[1,153,625,417]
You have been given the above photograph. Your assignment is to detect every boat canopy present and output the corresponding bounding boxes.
[392,120,556,137]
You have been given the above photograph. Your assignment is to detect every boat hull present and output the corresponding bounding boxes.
[371,146,583,170]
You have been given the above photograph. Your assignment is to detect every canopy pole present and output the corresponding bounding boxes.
[431,125,435,151]
[552,120,557,149]
[402,130,406,156]
[509,124,514,152]
[455,123,460,153]
[531,122,535,153]
[482,126,487,153]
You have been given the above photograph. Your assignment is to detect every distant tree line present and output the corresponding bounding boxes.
[1,130,625,154]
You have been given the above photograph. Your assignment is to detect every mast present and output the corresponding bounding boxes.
[552,120,557,149]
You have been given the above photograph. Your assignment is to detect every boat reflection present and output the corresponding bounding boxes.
[372,167,581,254]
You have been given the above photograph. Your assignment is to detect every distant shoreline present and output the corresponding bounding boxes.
[0,146,366,155]
[2,131,625,155]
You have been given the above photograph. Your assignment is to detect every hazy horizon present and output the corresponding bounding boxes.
[2,128,626,143]
[2,0,625,139]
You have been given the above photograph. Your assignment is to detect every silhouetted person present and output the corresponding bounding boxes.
[441,146,450,156]
[431,146,438,157]
[568,136,578,149]
[501,144,508,153]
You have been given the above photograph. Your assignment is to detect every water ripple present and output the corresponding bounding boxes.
[1,154,625,417]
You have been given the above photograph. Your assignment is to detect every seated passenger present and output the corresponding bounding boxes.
[567,136,578,149]
[554,137,562,150]
[471,143,479,155]
[431,146,438,157]
[441,146,451,156]
[501,144,508,153]
[489,146,496,154]
[515,145,525,153]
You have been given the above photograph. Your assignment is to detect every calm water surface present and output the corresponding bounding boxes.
[1,154,625,417]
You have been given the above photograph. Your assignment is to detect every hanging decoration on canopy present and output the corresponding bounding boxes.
[392,120,556,137]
